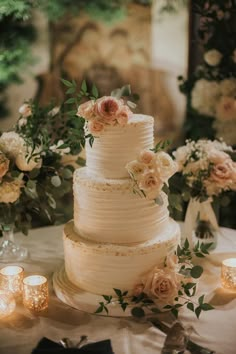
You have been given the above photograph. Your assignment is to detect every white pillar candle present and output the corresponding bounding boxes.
[0,291,16,318]
[0,266,24,297]
[221,258,236,290]
[23,275,49,312]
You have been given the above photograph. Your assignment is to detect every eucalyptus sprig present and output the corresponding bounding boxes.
[150,140,171,154]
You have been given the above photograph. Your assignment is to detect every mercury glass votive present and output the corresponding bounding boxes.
[0,290,16,319]
[23,275,49,312]
[221,258,236,290]
[0,266,24,297]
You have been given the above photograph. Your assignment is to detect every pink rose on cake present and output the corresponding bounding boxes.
[87,120,105,136]
[142,267,181,304]
[116,105,132,126]
[126,160,147,179]
[138,150,156,165]
[77,100,95,120]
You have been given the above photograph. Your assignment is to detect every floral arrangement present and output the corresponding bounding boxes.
[0,80,97,233]
[77,96,133,136]
[179,0,236,145]
[173,139,236,201]
[126,141,177,202]
[95,239,213,319]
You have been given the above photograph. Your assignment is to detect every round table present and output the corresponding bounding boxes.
[0,224,236,354]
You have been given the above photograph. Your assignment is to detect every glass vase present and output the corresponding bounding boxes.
[184,198,219,251]
[0,224,29,262]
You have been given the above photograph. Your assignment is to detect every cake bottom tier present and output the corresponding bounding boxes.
[63,219,180,295]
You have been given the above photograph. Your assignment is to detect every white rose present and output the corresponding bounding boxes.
[0,132,25,158]
[126,160,147,179]
[204,49,222,66]
[220,78,236,96]
[155,151,177,180]
[0,180,24,203]
[15,149,42,172]
[19,103,32,118]
[191,79,221,116]
[216,96,236,121]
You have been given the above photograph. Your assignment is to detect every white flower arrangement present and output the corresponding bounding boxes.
[126,144,177,202]
[173,139,236,200]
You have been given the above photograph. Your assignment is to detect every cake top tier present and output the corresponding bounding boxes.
[85,113,154,179]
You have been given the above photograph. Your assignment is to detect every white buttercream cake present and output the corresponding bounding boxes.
[63,111,180,296]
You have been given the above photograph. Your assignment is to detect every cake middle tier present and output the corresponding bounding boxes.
[74,168,170,244]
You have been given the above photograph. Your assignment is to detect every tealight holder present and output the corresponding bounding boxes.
[0,265,24,297]
[221,258,236,290]
[0,290,16,319]
[23,275,49,312]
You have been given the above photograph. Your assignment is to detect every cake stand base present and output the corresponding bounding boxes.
[53,265,132,317]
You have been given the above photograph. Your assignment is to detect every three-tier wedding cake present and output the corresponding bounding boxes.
[61,96,180,299]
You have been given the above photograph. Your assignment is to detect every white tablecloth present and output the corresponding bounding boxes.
[0,225,236,354]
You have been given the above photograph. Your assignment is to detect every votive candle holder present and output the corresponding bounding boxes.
[0,290,16,319]
[23,275,49,312]
[221,258,236,290]
[0,265,24,297]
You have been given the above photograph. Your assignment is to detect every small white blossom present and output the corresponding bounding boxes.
[204,49,222,66]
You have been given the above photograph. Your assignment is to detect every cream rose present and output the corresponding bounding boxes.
[216,96,236,121]
[211,159,235,183]
[138,171,161,191]
[191,79,220,116]
[0,153,9,179]
[77,100,95,120]
[0,180,24,203]
[95,96,121,122]
[138,150,155,165]
[116,106,132,126]
[126,160,147,178]
[204,49,222,66]
[87,119,104,135]
[15,148,42,172]
[19,103,32,118]
[155,151,177,180]
[220,78,236,96]
[0,132,25,158]
[143,267,180,303]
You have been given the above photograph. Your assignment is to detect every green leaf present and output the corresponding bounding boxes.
[61,78,73,87]
[184,238,189,249]
[122,291,128,296]
[102,295,112,303]
[66,87,76,94]
[76,157,86,166]
[150,307,161,313]
[61,168,73,179]
[29,168,40,179]
[171,308,178,318]
[114,288,122,297]
[121,303,128,312]
[187,302,194,312]
[201,303,214,311]
[94,305,104,314]
[92,84,99,98]
[155,195,164,206]
[190,265,203,279]
[198,295,204,305]
[51,175,61,187]
[81,80,87,92]
[65,97,76,104]
[131,307,145,318]
[195,306,202,319]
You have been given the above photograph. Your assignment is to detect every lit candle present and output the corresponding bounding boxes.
[0,290,16,318]
[221,258,236,290]
[23,275,49,312]
[0,291,16,318]
[0,266,24,297]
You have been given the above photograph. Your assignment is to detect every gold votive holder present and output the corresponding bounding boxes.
[23,275,49,312]
[0,265,24,297]
[221,258,236,290]
[0,290,16,319]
